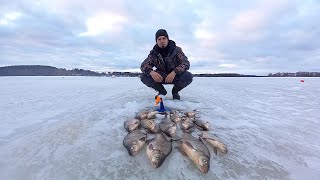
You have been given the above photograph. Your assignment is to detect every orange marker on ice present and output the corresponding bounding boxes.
[155,95,170,112]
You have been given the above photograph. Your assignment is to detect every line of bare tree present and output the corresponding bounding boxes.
[1,65,319,77]
[268,72,320,77]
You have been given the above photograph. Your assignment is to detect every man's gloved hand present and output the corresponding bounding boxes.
[150,71,163,82]
[165,71,176,83]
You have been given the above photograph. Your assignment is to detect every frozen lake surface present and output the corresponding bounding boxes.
[0,76,319,180]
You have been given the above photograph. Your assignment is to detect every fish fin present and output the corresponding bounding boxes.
[177,147,188,156]
[213,147,218,155]
[201,131,213,139]
[148,144,154,150]
[146,137,155,144]
[170,135,182,141]
[198,136,204,142]
[187,126,195,133]
[195,124,204,131]
[204,137,217,142]
[162,132,171,141]
[140,137,146,142]
[198,131,204,137]
[184,141,196,150]
[161,126,170,134]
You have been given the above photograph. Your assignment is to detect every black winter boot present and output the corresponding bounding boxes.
[153,84,167,96]
[172,86,183,100]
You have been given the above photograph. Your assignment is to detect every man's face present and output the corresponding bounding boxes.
[157,36,168,48]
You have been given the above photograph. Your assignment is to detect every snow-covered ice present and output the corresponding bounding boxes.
[0,76,319,180]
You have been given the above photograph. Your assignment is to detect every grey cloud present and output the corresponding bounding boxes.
[1,0,320,75]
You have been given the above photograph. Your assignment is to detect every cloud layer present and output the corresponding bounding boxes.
[1,0,319,75]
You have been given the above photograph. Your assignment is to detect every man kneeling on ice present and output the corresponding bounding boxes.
[140,29,193,100]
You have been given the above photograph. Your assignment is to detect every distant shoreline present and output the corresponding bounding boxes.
[1,65,319,77]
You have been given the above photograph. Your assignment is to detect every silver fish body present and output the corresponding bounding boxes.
[194,119,210,131]
[159,120,177,137]
[200,131,227,154]
[123,130,147,156]
[178,133,210,173]
[136,110,158,120]
[141,119,159,133]
[180,117,195,133]
[170,111,182,124]
[146,133,172,168]
[184,111,197,119]
[124,118,140,132]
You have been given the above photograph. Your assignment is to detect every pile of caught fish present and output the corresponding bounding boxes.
[123,109,228,173]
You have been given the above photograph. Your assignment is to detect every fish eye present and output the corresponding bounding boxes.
[156,156,159,160]
[131,147,134,150]
[204,160,207,163]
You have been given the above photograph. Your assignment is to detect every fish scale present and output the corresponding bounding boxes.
[146,133,172,168]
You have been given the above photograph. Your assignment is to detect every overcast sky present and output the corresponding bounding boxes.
[0,0,319,75]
